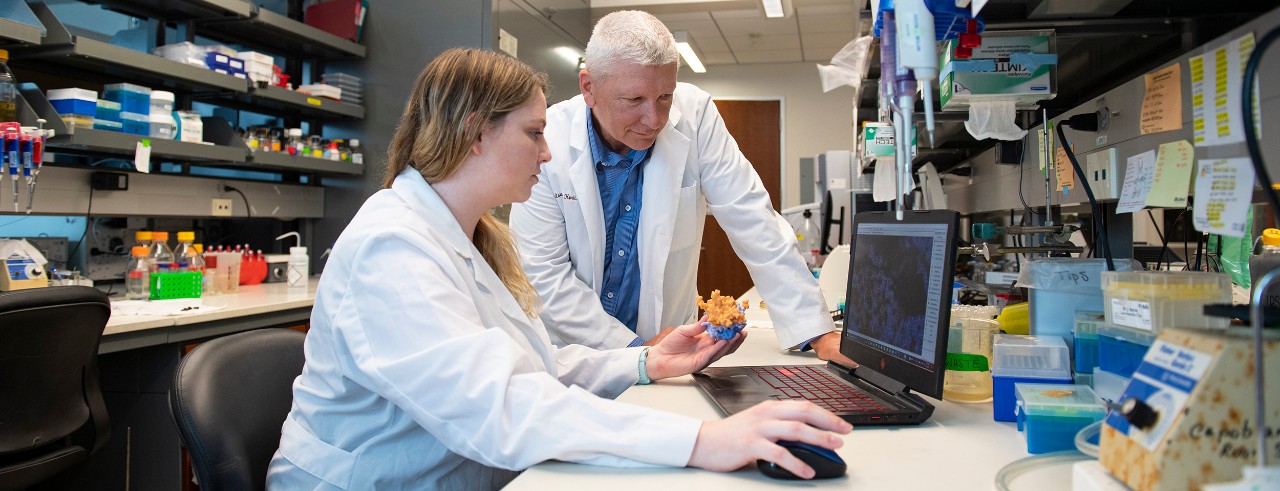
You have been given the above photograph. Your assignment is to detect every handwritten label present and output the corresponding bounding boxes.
[1053,270,1092,286]
[1117,150,1157,213]
[1110,298,1153,331]
[1054,143,1074,193]
[1147,140,1195,207]
[1140,63,1183,135]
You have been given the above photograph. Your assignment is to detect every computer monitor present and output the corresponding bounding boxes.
[840,210,959,400]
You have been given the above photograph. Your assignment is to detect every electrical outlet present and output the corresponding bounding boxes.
[212,198,233,217]
[1085,148,1118,200]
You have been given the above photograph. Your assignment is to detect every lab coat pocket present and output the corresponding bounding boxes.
[277,417,359,489]
[670,185,701,251]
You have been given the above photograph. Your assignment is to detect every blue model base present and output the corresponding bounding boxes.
[703,321,745,341]
[992,375,1071,422]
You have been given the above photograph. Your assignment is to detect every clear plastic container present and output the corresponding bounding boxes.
[1092,366,1130,403]
[944,317,999,402]
[1097,324,1155,377]
[150,113,176,140]
[150,90,175,114]
[126,245,150,300]
[1015,384,1106,454]
[991,334,1072,422]
[93,119,123,132]
[1022,258,1141,354]
[120,112,149,135]
[96,99,121,122]
[1073,311,1104,373]
[153,41,207,67]
[61,113,95,129]
[103,83,152,114]
[0,49,16,122]
[1101,271,1231,332]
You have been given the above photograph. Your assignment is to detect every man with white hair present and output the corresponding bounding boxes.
[511,10,855,367]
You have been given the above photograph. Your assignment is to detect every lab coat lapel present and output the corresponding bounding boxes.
[568,104,606,288]
[636,106,689,338]
[391,170,553,372]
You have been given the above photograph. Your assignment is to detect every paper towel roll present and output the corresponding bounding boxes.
[964,100,1027,141]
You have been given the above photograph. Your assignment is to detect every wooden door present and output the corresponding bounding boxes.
[697,99,782,298]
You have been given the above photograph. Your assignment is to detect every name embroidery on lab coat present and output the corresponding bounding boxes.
[554,193,578,201]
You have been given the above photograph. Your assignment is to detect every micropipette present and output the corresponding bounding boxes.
[26,123,44,213]
[895,0,938,147]
[6,130,18,212]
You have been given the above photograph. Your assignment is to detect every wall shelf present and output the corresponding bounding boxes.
[49,128,249,162]
[247,150,362,175]
[0,17,43,46]
[84,0,252,22]
[201,84,364,120]
[200,7,365,60]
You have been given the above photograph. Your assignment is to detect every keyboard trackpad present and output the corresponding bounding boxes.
[708,374,770,392]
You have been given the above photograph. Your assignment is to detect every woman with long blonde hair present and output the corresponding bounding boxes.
[267,48,849,490]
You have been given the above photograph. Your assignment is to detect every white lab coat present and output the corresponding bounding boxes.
[510,82,833,350]
[267,170,701,490]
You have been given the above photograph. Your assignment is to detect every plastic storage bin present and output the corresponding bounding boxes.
[991,334,1072,422]
[1073,311,1103,373]
[153,41,207,67]
[47,88,97,116]
[92,119,122,132]
[1097,324,1155,377]
[1022,259,1139,354]
[1092,366,1130,403]
[1101,271,1231,331]
[104,83,152,115]
[1015,384,1106,454]
[96,99,121,122]
[120,112,149,136]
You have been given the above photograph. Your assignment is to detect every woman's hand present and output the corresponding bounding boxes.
[687,400,852,478]
[645,315,745,381]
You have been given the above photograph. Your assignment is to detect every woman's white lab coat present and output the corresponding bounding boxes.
[267,170,701,490]
[511,82,832,351]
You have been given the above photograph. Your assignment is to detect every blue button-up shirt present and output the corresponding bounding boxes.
[587,109,650,347]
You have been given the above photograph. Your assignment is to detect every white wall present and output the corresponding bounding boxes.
[681,62,858,208]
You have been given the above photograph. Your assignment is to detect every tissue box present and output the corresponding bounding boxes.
[939,29,1057,110]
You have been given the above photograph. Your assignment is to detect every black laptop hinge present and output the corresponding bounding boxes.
[851,365,907,395]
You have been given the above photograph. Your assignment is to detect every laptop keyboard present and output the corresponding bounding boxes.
[751,365,891,413]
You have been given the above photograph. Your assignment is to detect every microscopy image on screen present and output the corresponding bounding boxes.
[847,234,932,356]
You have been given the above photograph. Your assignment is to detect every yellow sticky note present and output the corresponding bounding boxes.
[306,97,323,106]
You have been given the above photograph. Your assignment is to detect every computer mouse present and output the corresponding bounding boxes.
[756,440,847,480]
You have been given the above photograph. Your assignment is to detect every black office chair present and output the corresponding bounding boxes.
[169,328,306,491]
[0,286,111,491]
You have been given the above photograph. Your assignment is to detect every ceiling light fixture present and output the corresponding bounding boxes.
[760,0,792,18]
[672,31,706,73]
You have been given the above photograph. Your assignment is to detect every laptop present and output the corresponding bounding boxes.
[692,210,960,425]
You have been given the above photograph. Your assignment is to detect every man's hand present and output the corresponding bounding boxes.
[810,331,858,368]
[687,400,852,478]
[641,326,676,347]
[645,316,746,380]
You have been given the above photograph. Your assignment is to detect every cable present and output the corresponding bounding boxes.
[222,184,252,218]
[66,187,94,262]
[1243,26,1280,218]
[1057,123,1114,271]
[1016,134,1041,216]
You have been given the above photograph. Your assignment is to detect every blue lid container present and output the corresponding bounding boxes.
[120,112,150,136]
[1015,384,1106,454]
[1097,324,1155,378]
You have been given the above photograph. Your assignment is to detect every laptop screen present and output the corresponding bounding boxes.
[840,210,958,400]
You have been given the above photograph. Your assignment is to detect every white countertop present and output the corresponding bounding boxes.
[104,278,318,336]
[508,324,1081,490]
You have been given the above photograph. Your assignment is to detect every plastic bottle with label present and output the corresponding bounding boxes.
[173,231,197,272]
[0,49,17,122]
[127,246,150,300]
[797,209,820,276]
[149,231,175,273]
[276,232,309,290]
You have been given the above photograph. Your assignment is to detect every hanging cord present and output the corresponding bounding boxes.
[1056,123,1114,271]
[1243,26,1280,219]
